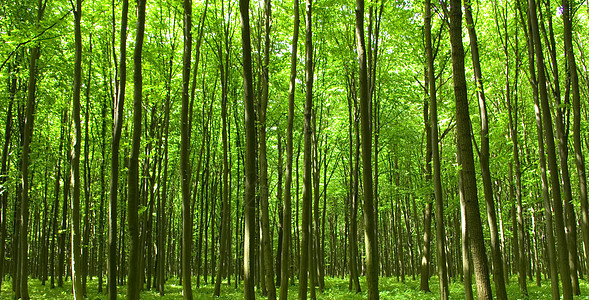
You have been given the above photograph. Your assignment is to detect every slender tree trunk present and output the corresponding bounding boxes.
[463,1,507,297]
[18,1,45,295]
[297,0,314,297]
[355,1,379,298]
[540,0,580,292]
[563,0,589,282]
[180,0,193,296]
[108,0,128,296]
[98,82,107,293]
[528,0,573,297]
[279,0,298,296]
[214,11,232,294]
[81,32,93,298]
[514,0,559,296]
[239,0,256,295]
[70,0,84,297]
[259,0,276,296]
[457,149,473,300]
[428,0,449,295]
[0,84,13,292]
[448,0,493,297]
[127,0,146,297]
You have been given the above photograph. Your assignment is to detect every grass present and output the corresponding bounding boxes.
[2,275,589,299]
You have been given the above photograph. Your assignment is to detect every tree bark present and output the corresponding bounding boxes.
[563,0,589,283]
[259,0,276,296]
[428,0,449,295]
[463,1,508,297]
[527,0,573,297]
[81,31,93,298]
[70,0,84,297]
[279,0,298,296]
[179,0,194,297]
[0,78,13,291]
[448,0,493,297]
[18,0,45,295]
[108,0,128,296]
[355,0,379,298]
[239,0,256,296]
[127,0,147,297]
[298,0,314,298]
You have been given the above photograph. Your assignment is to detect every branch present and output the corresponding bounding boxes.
[0,10,71,72]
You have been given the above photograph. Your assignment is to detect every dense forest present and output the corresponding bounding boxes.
[1,0,589,298]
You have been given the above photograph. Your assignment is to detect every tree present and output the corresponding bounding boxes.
[279,0,299,297]
[126,0,147,297]
[259,0,276,297]
[463,0,507,297]
[427,0,449,296]
[563,0,589,282]
[70,0,84,297]
[298,0,314,297]
[527,0,572,296]
[355,0,379,298]
[16,0,46,297]
[239,0,256,296]
[180,0,194,297]
[447,0,493,297]
[108,0,129,297]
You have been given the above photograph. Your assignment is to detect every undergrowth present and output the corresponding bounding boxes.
[1,275,589,299]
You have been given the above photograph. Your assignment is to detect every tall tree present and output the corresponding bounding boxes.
[239,0,256,296]
[447,0,493,297]
[70,0,84,297]
[422,0,443,293]
[108,0,129,297]
[0,77,14,291]
[126,0,147,297]
[563,0,589,281]
[17,0,46,297]
[463,0,508,297]
[355,0,379,298]
[259,0,276,296]
[279,0,299,297]
[298,0,314,297]
[515,0,559,295]
[527,0,572,296]
[180,0,194,297]
[427,0,449,297]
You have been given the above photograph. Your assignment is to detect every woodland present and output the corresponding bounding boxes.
[0,0,589,297]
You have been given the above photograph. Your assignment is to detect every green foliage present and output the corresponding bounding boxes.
[5,275,589,299]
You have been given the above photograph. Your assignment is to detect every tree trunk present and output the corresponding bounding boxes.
[259,0,276,296]
[448,0,493,297]
[420,0,434,292]
[355,1,379,298]
[0,82,13,291]
[108,0,128,296]
[528,0,572,299]
[428,0,449,295]
[463,1,507,297]
[17,2,45,297]
[563,0,589,283]
[127,0,147,297]
[528,0,573,297]
[70,0,84,297]
[81,32,93,298]
[279,1,298,293]
[214,11,232,294]
[239,0,256,295]
[179,0,194,295]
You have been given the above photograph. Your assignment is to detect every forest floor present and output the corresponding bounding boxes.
[2,275,589,299]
